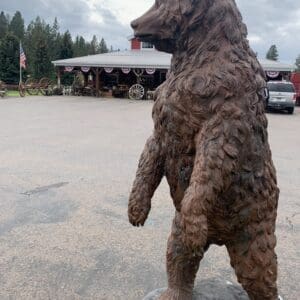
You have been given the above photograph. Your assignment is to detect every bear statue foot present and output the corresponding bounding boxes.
[159,288,192,300]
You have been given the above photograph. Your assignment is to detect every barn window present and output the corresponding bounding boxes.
[142,42,154,49]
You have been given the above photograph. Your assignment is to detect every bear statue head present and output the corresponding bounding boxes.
[131,0,247,54]
[131,0,196,53]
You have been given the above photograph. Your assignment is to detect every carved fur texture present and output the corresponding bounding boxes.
[128,1,279,299]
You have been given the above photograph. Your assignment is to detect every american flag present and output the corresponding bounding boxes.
[20,43,26,69]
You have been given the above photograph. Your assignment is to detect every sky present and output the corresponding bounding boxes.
[1,0,299,63]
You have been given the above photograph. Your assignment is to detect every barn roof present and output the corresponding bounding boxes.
[52,50,171,69]
[259,59,295,72]
[52,50,295,72]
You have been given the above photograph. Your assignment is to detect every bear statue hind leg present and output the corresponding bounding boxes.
[226,228,278,300]
[159,212,207,300]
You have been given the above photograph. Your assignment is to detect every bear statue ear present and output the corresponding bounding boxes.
[180,0,194,15]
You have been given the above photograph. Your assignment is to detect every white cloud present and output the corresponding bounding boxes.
[236,0,300,61]
[248,34,263,44]
[89,0,153,25]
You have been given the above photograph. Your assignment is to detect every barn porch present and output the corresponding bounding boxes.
[53,50,170,100]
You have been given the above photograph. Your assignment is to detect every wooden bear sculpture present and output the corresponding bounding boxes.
[128,1,279,299]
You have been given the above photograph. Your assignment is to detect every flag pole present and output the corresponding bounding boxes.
[19,41,22,84]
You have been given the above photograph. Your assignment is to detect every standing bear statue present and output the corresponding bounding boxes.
[128,1,280,299]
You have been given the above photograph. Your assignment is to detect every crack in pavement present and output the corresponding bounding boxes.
[21,182,69,196]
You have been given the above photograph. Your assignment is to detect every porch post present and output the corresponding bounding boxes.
[96,67,100,97]
[57,67,61,88]
[83,72,88,87]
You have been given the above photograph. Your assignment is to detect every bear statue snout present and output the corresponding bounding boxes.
[131,19,139,31]
[131,18,145,39]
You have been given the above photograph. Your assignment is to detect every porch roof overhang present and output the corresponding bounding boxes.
[52,50,295,72]
[52,50,171,70]
[260,59,295,72]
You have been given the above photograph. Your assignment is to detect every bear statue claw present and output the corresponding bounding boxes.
[128,203,150,227]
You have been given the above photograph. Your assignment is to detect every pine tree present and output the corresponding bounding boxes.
[24,17,45,77]
[74,35,80,57]
[58,31,74,84]
[89,35,98,54]
[50,18,61,61]
[52,17,59,35]
[74,35,88,57]
[266,45,279,61]
[0,33,20,83]
[9,11,25,40]
[24,16,57,79]
[24,20,37,76]
[59,31,73,59]
[295,55,300,72]
[0,11,9,39]
[33,37,52,78]
[98,38,108,53]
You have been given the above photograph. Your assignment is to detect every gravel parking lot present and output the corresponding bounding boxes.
[0,96,299,300]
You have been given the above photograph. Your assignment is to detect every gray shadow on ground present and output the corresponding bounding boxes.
[0,182,76,236]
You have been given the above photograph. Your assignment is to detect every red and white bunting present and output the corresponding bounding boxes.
[146,68,156,75]
[65,66,74,72]
[81,66,90,73]
[266,71,280,79]
[104,67,114,73]
[122,68,131,74]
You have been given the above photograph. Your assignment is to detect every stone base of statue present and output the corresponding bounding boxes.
[142,278,243,300]
[143,278,284,300]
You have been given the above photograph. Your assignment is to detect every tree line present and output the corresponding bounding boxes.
[0,11,109,84]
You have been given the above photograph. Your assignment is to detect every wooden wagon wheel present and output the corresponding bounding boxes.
[39,77,53,96]
[25,78,39,95]
[39,77,50,95]
[129,84,145,100]
[19,82,26,97]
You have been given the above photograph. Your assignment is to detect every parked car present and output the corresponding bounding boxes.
[266,81,296,114]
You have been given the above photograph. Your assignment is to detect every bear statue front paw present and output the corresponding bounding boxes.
[128,202,150,227]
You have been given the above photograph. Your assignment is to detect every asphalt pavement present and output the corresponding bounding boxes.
[0,96,299,300]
